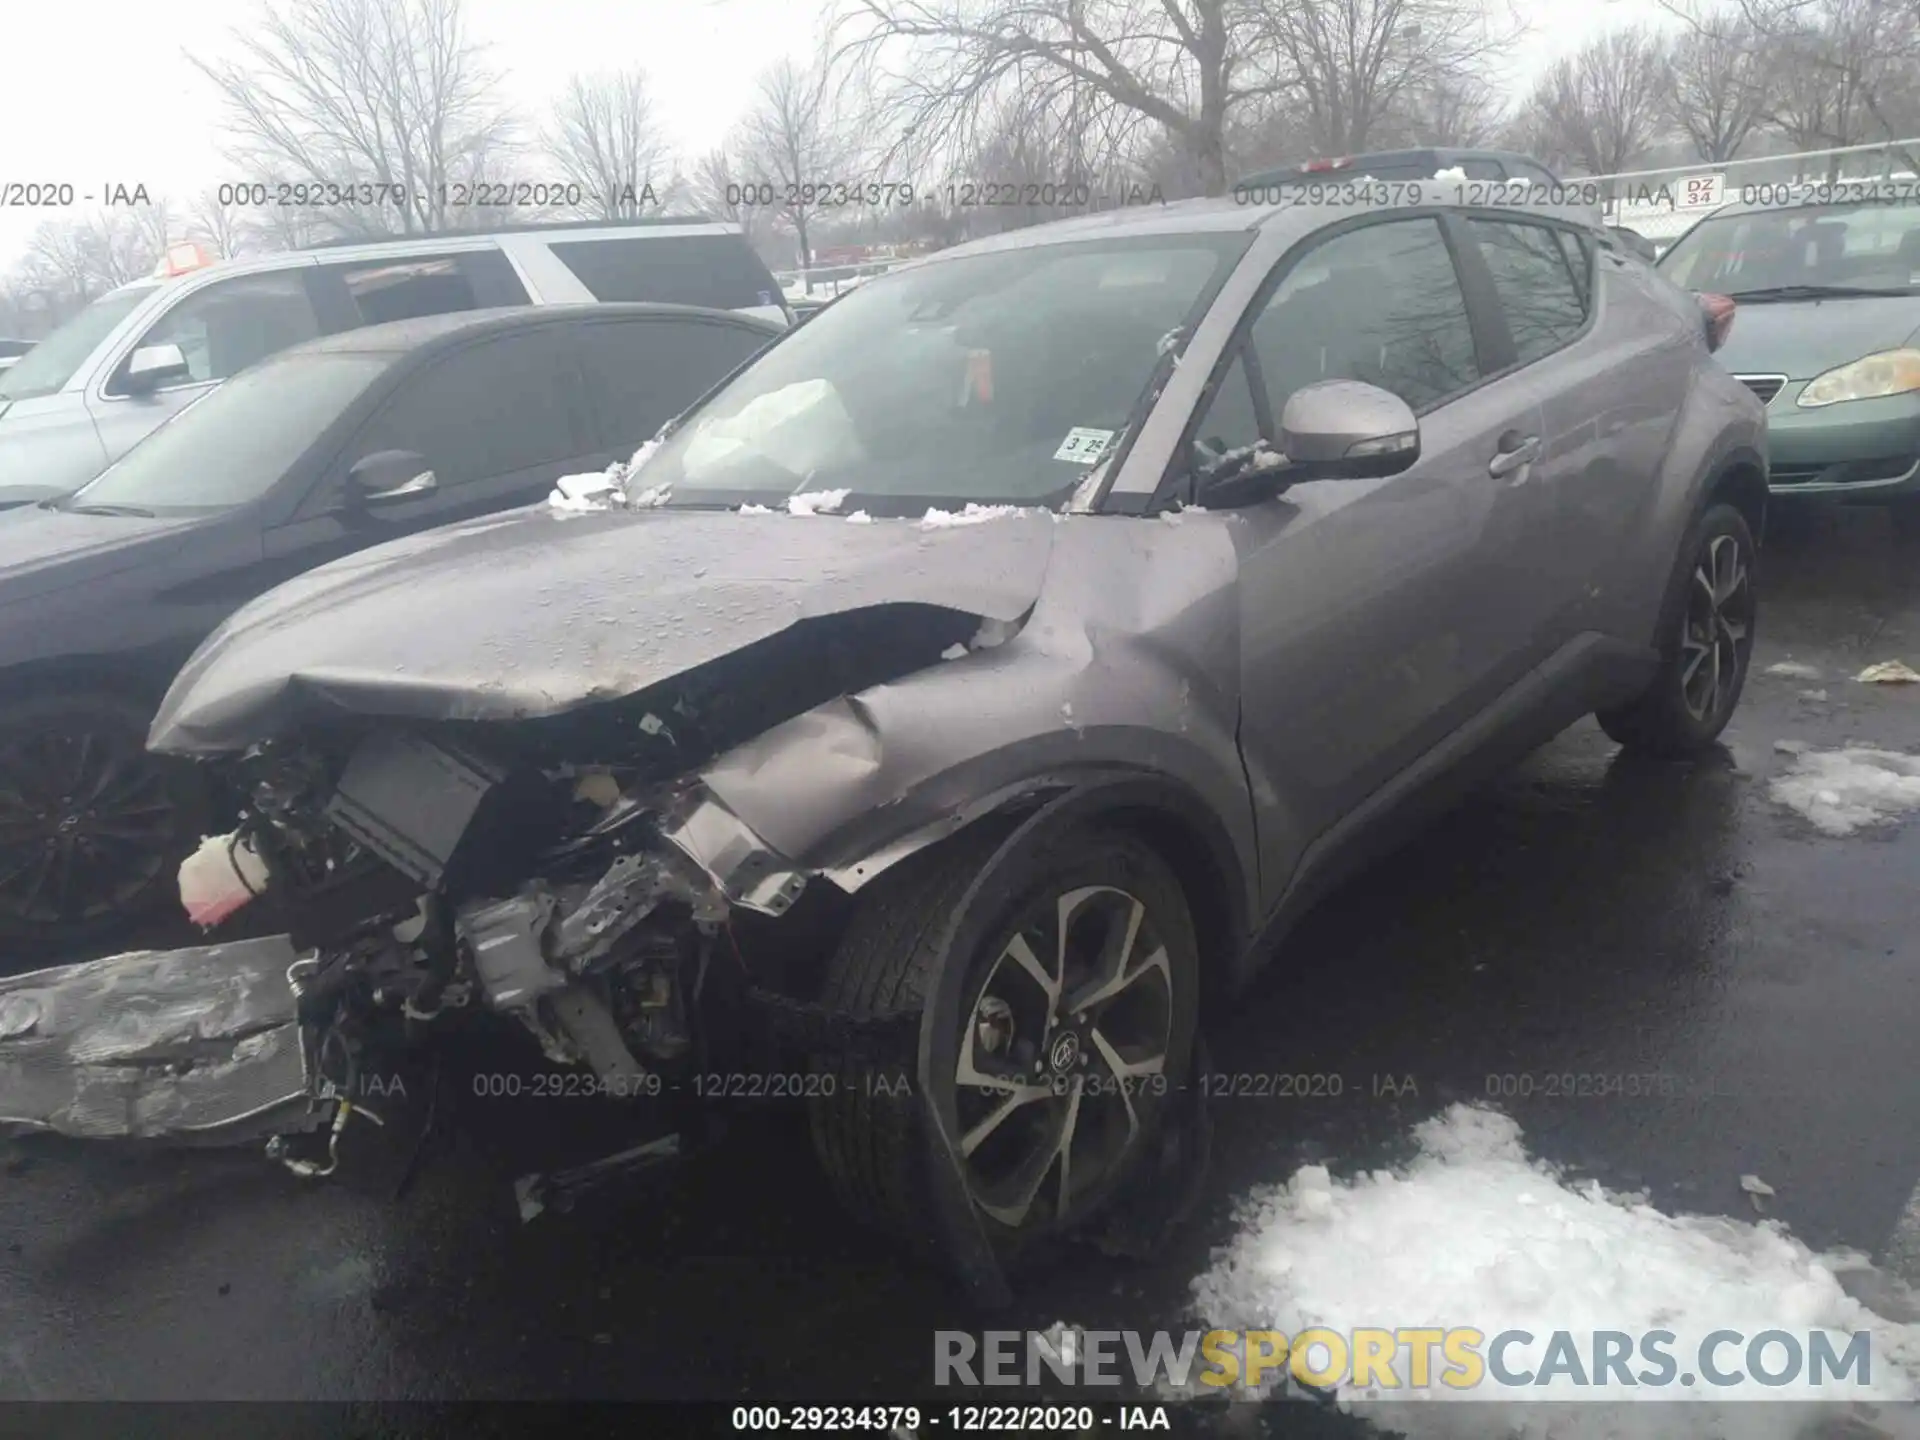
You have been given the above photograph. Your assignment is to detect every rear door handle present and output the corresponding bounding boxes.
[1489,434,1540,478]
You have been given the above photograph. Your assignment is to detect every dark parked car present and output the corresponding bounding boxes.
[0,302,779,949]
[19,190,1764,1297]
[1235,148,1563,192]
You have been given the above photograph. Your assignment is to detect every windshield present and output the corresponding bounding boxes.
[635,234,1249,513]
[0,284,159,402]
[68,351,391,515]
[1659,200,1920,295]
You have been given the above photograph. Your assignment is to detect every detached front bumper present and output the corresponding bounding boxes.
[1759,382,1920,497]
[0,935,312,1141]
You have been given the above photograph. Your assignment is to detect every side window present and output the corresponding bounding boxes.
[1188,354,1262,455]
[1469,218,1589,365]
[1506,161,1558,185]
[1247,217,1482,417]
[347,328,586,487]
[107,272,321,395]
[548,235,781,311]
[1462,158,1505,180]
[321,254,493,326]
[574,318,774,453]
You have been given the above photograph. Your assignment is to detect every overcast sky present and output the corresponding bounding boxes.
[0,0,1668,273]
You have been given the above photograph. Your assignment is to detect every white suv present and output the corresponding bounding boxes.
[0,219,791,507]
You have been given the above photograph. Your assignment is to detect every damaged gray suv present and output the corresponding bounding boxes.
[9,191,1766,1294]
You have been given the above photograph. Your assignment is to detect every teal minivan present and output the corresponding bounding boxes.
[1659,191,1920,510]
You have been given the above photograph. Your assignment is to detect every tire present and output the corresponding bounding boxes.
[0,687,211,951]
[1597,502,1758,758]
[808,819,1200,1273]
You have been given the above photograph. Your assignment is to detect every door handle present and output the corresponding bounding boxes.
[1488,434,1540,478]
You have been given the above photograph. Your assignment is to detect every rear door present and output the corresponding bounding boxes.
[571,313,779,465]
[262,324,595,577]
[1208,213,1553,851]
[1464,213,1691,638]
[307,249,531,332]
[542,231,789,324]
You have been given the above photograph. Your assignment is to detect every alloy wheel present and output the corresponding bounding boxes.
[0,726,182,928]
[1680,532,1753,724]
[952,884,1175,1231]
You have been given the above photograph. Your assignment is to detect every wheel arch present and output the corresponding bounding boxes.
[871,771,1253,1007]
[1703,446,1768,544]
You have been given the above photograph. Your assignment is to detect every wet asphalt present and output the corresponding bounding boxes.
[3,500,1920,1408]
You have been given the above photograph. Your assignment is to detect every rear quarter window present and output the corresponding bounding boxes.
[547,234,781,311]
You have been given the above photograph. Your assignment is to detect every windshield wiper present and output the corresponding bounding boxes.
[63,502,156,517]
[1725,283,1913,301]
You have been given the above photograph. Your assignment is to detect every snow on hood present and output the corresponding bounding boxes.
[787,487,850,516]
[1770,747,1920,836]
[148,504,1059,753]
[1188,1103,1920,1426]
[919,503,1033,528]
[1432,165,1469,182]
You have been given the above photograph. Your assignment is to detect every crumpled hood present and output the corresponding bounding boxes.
[150,504,1058,754]
[1713,295,1920,380]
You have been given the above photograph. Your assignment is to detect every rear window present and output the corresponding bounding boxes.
[548,234,781,311]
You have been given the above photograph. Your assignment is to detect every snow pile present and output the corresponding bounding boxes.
[547,438,669,512]
[919,503,1026,529]
[1191,1103,1920,1428]
[1765,661,1823,680]
[787,487,851,516]
[1432,165,1469,182]
[845,510,873,524]
[736,502,776,515]
[1770,747,1920,836]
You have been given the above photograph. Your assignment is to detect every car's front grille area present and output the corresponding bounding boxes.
[1736,374,1787,404]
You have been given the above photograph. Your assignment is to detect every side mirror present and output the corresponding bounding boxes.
[1277,380,1420,481]
[123,343,191,395]
[345,450,437,507]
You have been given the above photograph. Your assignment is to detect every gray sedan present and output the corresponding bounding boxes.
[15,189,1766,1296]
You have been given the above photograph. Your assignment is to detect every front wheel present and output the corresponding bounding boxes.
[1597,501,1757,757]
[808,821,1200,1272]
[0,688,210,953]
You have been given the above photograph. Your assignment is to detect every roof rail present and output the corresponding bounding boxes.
[304,213,724,249]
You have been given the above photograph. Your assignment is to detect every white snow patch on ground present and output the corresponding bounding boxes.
[787,487,851,516]
[1765,661,1823,680]
[919,503,1025,528]
[1190,1103,1920,1432]
[1770,748,1920,836]
[736,503,776,515]
[844,510,873,524]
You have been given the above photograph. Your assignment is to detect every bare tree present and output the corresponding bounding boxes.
[1513,27,1669,177]
[1728,0,1920,166]
[1658,14,1770,162]
[18,212,161,304]
[831,0,1294,197]
[736,59,855,271]
[190,0,518,238]
[187,189,249,257]
[1257,0,1517,157]
[1394,69,1507,148]
[546,69,672,218]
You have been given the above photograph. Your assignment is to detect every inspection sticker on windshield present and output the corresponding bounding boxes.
[1054,428,1115,463]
